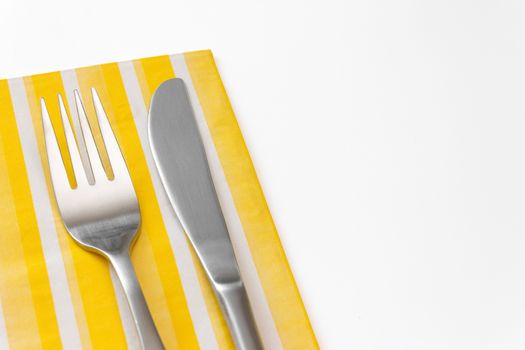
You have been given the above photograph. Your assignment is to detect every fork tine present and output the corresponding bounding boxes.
[74,90,106,182]
[58,94,88,187]
[41,98,70,192]
[91,88,128,180]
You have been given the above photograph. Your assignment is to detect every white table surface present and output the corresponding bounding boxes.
[2,0,525,348]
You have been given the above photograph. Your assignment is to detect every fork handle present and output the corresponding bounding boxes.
[109,252,164,350]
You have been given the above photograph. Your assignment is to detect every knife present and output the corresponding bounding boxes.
[148,78,264,350]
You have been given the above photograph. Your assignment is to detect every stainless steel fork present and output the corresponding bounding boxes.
[41,89,164,350]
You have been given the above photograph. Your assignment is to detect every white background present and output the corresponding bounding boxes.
[2,0,525,349]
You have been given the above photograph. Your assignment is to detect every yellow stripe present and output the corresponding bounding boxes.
[23,73,127,350]
[132,55,171,106]
[184,50,319,349]
[134,55,235,350]
[0,79,45,349]
[74,63,200,350]
[1,80,66,350]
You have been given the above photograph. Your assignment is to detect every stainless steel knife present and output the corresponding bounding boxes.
[148,78,263,350]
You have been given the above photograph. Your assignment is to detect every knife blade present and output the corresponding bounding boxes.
[148,78,263,350]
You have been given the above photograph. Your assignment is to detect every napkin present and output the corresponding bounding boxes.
[0,50,318,349]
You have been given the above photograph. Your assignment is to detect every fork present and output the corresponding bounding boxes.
[41,88,164,350]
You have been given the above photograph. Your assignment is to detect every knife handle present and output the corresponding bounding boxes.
[216,281,264,350]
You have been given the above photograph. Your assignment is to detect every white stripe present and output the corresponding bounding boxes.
[7,78,82,350]
[0,300,9,350]
[118,61,219,350]
[60,69,141,349]
[171,54,284,350]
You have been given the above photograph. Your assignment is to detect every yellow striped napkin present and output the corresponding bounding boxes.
[0,51,318,350]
